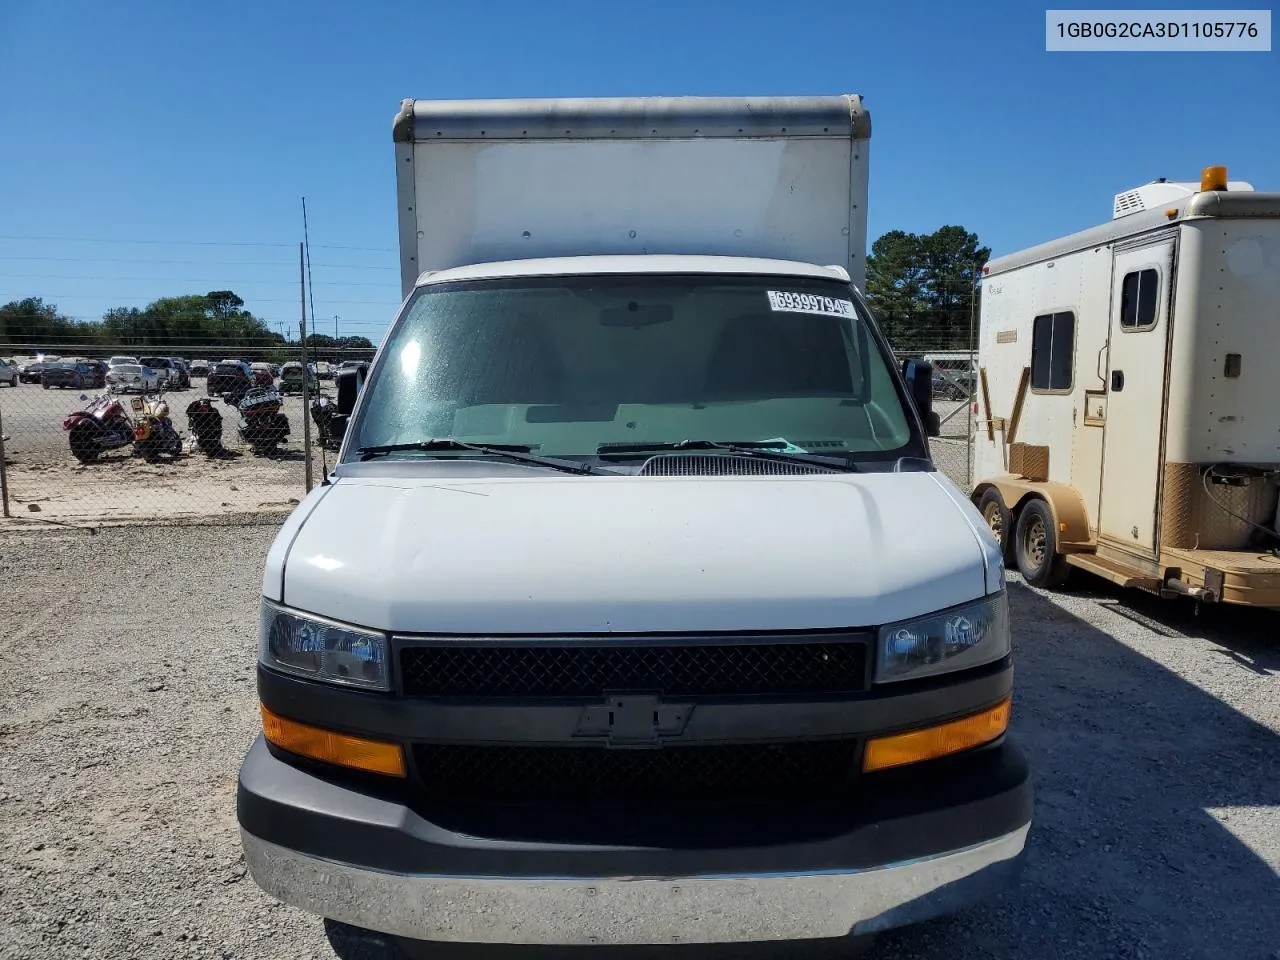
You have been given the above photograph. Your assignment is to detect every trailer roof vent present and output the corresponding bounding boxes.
[1113,176,1255,219]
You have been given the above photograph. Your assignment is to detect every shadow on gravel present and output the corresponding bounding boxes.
[867,580,1279,960]
[322,582,1278,960]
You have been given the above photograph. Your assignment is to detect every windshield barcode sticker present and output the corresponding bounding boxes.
[767,290,855,317]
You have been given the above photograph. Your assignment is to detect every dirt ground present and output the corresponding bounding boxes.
[0,521,1276,960]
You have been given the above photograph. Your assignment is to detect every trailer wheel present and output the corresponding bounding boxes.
[976,488,1015,564]
[1014,498,1071,588]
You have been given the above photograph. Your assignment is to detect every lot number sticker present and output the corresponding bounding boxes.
[767,290,855,317]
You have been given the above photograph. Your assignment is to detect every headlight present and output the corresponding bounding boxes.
[259,599,390,690]
[875,592,1010,684]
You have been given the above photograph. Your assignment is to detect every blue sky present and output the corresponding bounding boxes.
[1,0,1275,342]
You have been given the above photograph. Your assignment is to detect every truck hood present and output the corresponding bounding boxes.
[272,472,996,634]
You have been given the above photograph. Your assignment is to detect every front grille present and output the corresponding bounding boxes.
[413,740,860,803]
[399,639,868,697]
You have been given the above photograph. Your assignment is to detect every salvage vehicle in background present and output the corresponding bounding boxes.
[63,392,136,462]
[168,359,192,389]
[236,386,290,454]
[277,361,317,395]
[189,359,210,378]
[0,357,17,387]
[972,165,1280,606]
[250,362,276,387]
[19,357,58,383]
[138,356,182,389]
[41,361,97,390]
[185,396,224,455]
[129,395,183,461]
[237,95,1029,953]
[207,360,253,404]
[106,363,163,394]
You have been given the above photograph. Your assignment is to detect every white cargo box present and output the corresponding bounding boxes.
[392,95,871,298]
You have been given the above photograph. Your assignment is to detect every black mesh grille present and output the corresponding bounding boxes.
[399,640,868,697]
[413,741,860,803]
[639,454,830,476]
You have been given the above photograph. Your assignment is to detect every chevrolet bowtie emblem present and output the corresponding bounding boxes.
[574,694,694,747]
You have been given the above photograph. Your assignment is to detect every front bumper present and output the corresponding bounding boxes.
[237,736,1032,945]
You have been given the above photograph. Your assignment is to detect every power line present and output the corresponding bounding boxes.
[2,293,399,305]
[0,255,396,270]
[0,234,394,252]
[0,272,394,287]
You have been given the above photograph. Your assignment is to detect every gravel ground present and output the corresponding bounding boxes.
[1,524,1275,960]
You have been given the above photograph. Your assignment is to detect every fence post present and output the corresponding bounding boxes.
[0,401,10,518]
[299,243,314,494]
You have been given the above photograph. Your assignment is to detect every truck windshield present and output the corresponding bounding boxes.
[347,274,921,463]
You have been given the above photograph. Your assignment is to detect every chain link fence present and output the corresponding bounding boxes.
[0,341,373,526]
[1,339,978,526]
[900,347,978,492]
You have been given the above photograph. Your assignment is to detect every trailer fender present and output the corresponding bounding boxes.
[972,477,1093,552]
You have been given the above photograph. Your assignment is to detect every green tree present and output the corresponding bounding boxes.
[866,226,989,352]
[865,231,927,349]
[304,333,375,363]
[0,297,83,348]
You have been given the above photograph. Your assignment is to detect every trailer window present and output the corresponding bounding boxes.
[1120,269,1159,330]
[1030,311,1075,392]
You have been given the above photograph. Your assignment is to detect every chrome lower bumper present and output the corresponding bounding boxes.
[241,824,1029,945]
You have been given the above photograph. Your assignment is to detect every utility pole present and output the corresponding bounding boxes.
[334,315,339,341]
[299,242,314,493]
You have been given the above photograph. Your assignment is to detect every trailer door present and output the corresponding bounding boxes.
[1098,237,1176,554]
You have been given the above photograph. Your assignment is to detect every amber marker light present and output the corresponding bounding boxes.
[863,698,1012,772]
[260,703,406,777]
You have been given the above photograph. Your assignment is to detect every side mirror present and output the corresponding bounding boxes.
[902,359,940,438]
[335,362,369,416]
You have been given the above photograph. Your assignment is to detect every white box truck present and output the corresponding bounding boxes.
[237,96,1031,950]
[972,166,1280,605]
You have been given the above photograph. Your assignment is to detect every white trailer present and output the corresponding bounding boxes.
[392,95,871,296]
[972,166,1280,607]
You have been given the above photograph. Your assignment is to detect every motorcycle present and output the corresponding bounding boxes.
[236,386,290,455]
[131,394,183,461]
[185,396,224,455]
[63,392,136,463]
[309,393,347,451]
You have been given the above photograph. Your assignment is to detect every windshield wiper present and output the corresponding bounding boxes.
[358,439,611,476]
[595,439,859,472]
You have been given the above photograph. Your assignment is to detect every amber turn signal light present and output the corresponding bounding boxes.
[260,703,406,778]
[863,698,1011,772]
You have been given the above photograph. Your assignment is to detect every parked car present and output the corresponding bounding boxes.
[315,361,334,380]
[190,359,210,378]
[106,363,163,393]
[108,355,139,369]
[169,358,192,389]
[42,361,99,390]
[250,362,276,387]
[67,358,107,388]
[138,356,181,389]
[19,357,59,383]
[207,360,253,402]
[0,357,18,387]
[278,361,318,395]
